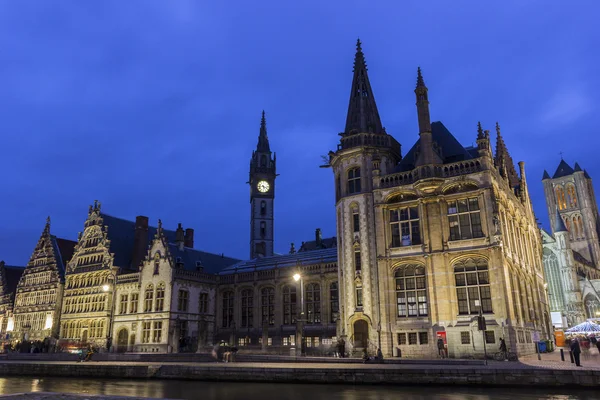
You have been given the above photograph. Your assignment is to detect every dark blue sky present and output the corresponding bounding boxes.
[1,1,598,265]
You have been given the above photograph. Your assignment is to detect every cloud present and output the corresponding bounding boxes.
[538,86,593,125]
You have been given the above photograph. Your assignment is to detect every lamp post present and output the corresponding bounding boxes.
[102,271,117,353]
[293,273,305,356]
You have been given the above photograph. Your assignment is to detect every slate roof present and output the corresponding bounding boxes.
[220,247,338,275]
[395,121,476,172]
[552,160,575,179]
[298,237,337,252]
[573,251,594,268]
[168,243,240,274]
[3,265,25,295]
[554,209,568,233]
[542,170,551,180]
[52,236,77,280]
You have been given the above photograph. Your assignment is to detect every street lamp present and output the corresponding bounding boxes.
[102,271,117,353]
[293,273,305,356]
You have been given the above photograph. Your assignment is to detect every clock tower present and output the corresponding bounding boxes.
[249,111,276,259]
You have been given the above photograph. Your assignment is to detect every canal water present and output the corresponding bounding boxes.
[0,377,596,399]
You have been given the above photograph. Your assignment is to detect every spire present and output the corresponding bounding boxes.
[494,122,519,187]
[416,66,425,88]
[477,121,484,140]
[574,162,582,172]
[415,67,431,134]
[542,170,551,180]
[552,159,575,178]
[344,39,384,135]
[44,216,51,234]
[554,208,568,233]
[256,110,271,153]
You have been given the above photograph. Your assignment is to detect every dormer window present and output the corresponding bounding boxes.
[175,257,184,269]
[196,261,204,272]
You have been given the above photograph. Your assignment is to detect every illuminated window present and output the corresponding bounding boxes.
[555,186,567,210]
[144,284,154,312]
[448,198,483,240]
[152,321,162,343]
[305,283,321,324]
[241,289,253,328]
[130,293,139,313]
[566,185,577,208]
[454,259,492,315]
[395,265,428,317]
[390,206,421,247]
[347,168,361,194]
[119,294,128,314]
[283,285,296,325]
[261,287,275,326]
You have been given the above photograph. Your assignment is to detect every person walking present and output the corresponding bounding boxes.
[437,337,446,359]
[499,338,508,361]
[570,337,582,367]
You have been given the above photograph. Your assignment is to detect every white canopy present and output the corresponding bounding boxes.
[566,321,600,334]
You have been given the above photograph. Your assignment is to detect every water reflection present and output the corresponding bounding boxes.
[0,377,594,400]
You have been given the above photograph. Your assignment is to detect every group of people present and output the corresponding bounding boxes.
[2,338,55,354]
[567,335,600,367]
[211,343,239,362]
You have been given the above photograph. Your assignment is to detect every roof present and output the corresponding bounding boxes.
[220,247,338,275]
[395,121,475,172]
[168,243,240,274]
[554,209,568,233]
[3,265,25,295]
[552,160,575,179]
[299,237,337,252]
[542,170,551,180]
[53,236,77,279]
[573,250,594,268]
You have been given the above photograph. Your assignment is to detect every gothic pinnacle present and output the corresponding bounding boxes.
[416,67,425,88]
[477,121,484,139]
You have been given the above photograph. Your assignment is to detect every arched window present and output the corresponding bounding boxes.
[330,282,339,323]
[336,175,341,201]
[240,289,253,328]
[543,250,563,312]
[584,294,599,319]
[305,283,321,324]
[260,201,266,216]
[347,167,361,194]
[282,285,297,325]
[222,291,234,328]
[564,217,572,239]
[144,284,154,312]
[153,252,160,275]
[395,265,428,317]
[155,283,165,311]
[555,186,567,210]
[574,215,584,239]
[566,185,577,208]
[260,155,267,167]
[352,206,360,233]
[261,287,275,326]
[454,258,492,314]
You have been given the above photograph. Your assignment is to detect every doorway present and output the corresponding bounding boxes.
[353,320,369,348]
[117,328,129,353]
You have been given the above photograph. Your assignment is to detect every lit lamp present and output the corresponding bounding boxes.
[102,284,110,292]
[44,314,53,330]
[6,316,14,332]
[101,272,117,352]
[293,273,305,356]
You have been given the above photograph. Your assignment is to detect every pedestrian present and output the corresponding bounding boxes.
[437,337,445,359]
[570,337,581,367]
[376,348,383,363]
[499,338,508,360]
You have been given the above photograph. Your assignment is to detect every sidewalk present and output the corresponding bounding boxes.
[517,349,600,370]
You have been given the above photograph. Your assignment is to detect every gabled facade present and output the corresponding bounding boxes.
[0,261,25,348]
[12,218,75,343]
[328,40,550,358]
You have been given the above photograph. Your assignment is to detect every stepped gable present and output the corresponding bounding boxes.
[220,247,337,275]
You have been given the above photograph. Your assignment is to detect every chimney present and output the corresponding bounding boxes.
[132,216,149,269]
[315,228,322,248]
[175,223,185,251]
[184,228,194,248]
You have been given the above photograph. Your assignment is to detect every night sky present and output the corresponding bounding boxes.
[1,1,598,265]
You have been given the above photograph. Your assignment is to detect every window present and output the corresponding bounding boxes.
[395,265,428,317]
[454,259,493,315]
[260,221,266,238]
[241,289,253,328]
[199,293,208,314]
[555,186,567,210]
[260,201,266,216]
[566,185,577,208]
[336,175,341,200]
[261,287,275,326]
[177,290,189,312]
[390,206,421,247]
[347,167,361,194]
[155,284,165,312]
[461,331,471,344]
[142,322,151,343]
[179,320,188,339]
[130,293,139,313]
[419,332,428,345]
[408,332,418,345]
[353,210,360,233]
[448,198,483,240]
[354,249,361,272]
[573,215,584,239]
[238,337,250,346]
[222,291,234,328]
[119,294,128,315]
[485,330,495,344]
[152,321,162,343]
[330,282,339,323]
[144,285,153,312]
[283,285,296,325]
[356,286,363,307]
[258,337,272,346]
[305,283,321,324]
[397,333,407,345]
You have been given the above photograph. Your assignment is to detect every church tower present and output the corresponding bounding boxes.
[542,159,600,266]
[249,111,276,259]
[328,40,401,350]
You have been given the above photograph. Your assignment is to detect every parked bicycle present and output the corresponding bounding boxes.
[494,350,518,361]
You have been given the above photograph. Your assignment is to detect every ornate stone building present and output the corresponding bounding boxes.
[11,218,76,343]
[541,160,600,328]
[0,261,24,348]
[327,40,550,358]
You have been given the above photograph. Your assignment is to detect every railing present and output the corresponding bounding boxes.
[380,159,484,189]
[337,132,401,157]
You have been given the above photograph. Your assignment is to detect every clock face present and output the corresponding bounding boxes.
[257,180,270,193]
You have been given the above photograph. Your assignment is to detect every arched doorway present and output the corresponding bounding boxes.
[353,320,368,348]
[117,328,129,353]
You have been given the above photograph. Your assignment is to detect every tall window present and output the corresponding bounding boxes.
[241,289,253,328]
[155,284,165,312]
[448,198,483,240]
[354,248,362,272]
[336,175,341,200]
[260,201,266,216]
[566,185,577,208]
[119,294,128,314]
[330,282,339,322]
[144,284,153,312]
[177,290,189,312]
[356,286,363,307]
[353,209,360,233]
[395,265,428,317]
[260,221,266,238]
[454,259,493,314]
[142,321,151,343]
[199,292,208,314]
[283,285,296,325]
[222,291,234,328]
[130,293,139,313]
[305,283,321,324]
[152,321,162,343]
[347,167,361,194]
[555,186,567,210]
[573,215,584,239]
[261,287,275,326]
[390,206,421,247]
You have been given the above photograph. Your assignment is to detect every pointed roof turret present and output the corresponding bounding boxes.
[344,39,384,135]
[416,66,425,88]
[554,208,568,233]
[477,121,485,140]
[542,170,551,180]
[494,122,520,187]
[552,159,575,179]
[574,162,582,172]
[256,110,271,153]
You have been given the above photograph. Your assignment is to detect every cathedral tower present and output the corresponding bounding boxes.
[249,111,276,259]
[542,159,600,266]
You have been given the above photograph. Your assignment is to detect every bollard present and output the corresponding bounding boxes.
[569,350,574,364]
[560,348,565,361]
